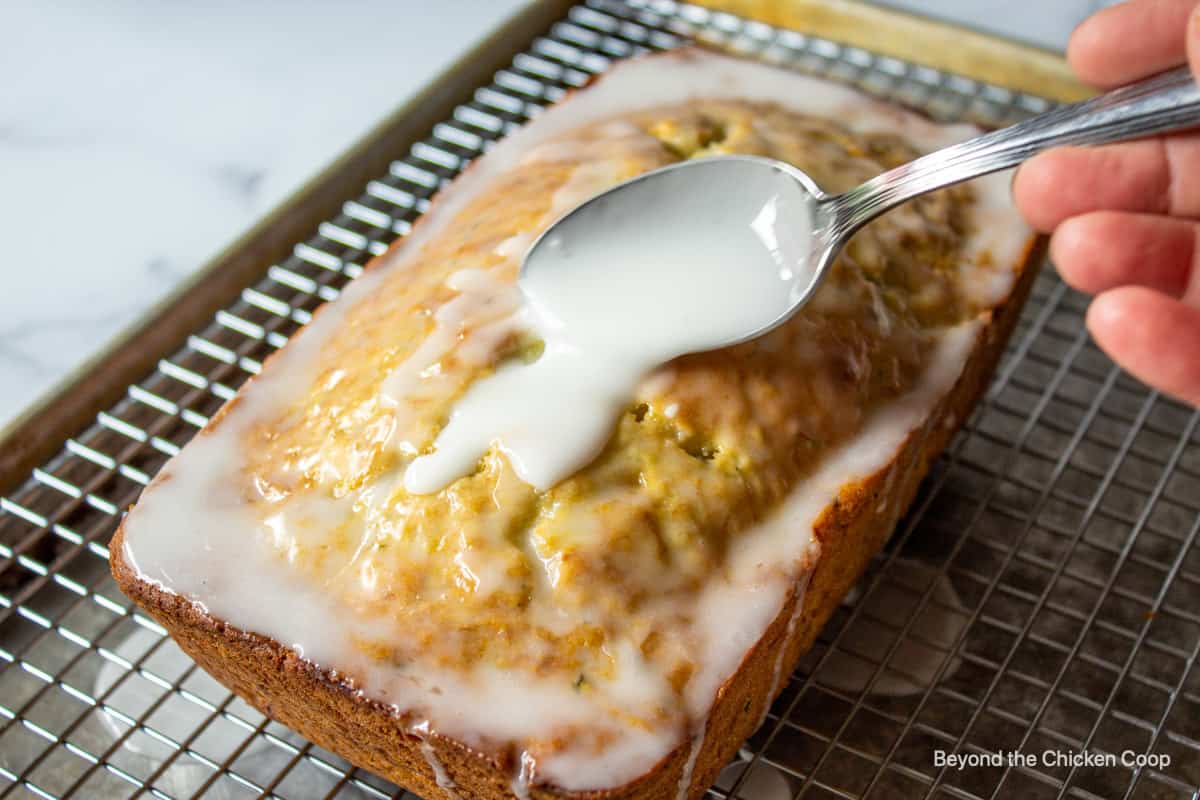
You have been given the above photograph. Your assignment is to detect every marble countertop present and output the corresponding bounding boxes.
[0,0,1109,429]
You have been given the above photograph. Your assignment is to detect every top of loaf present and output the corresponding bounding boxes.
[120,48,1030,792]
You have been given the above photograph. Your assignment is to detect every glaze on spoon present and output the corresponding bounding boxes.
[404,158,816,493]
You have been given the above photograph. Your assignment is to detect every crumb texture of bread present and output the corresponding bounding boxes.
[112,48,1036,799]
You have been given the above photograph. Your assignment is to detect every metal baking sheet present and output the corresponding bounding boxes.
[1,1,1197,798]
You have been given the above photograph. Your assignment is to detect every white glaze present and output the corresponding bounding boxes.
[761,571,813,730]
[406,158,816,493]
[511,750,535,800]
[419,739,459,799]
[676,728,706,800]
[120,49,1029,793]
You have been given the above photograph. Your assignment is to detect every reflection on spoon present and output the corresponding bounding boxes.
[816,559,967,697]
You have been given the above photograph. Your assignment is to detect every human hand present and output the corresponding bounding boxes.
[1012,0,1200,406]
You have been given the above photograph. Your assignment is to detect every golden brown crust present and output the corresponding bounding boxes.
[110,235,1043,799]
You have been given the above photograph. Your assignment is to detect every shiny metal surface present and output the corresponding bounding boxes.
[825,65,1200,238]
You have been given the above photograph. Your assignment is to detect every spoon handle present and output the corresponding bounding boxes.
[827,66,1200,238]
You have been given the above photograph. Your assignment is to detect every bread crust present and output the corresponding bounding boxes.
[110,222,1043,799]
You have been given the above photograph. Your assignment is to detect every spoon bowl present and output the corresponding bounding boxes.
[522,66,1200,351]
[520,154,831,351]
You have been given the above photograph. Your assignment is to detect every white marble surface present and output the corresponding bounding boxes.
[0,1,1108,428]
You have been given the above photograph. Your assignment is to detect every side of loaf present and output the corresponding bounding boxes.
[111,47,1039,800]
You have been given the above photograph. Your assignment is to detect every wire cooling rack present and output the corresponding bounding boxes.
[2,1,1198,798]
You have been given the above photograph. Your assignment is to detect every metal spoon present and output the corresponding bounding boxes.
[522,66,1200,348]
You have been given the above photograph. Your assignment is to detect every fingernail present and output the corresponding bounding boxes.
[1084,291,1120,335]
[1189,5,1200,80]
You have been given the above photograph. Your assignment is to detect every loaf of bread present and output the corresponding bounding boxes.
[111,48,1039,799]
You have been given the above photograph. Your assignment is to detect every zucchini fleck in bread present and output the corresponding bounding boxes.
[111,49,1039,800]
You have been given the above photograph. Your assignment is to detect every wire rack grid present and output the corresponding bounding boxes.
[2,1,1198,798]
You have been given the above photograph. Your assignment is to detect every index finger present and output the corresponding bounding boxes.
[1068,0,1195,88]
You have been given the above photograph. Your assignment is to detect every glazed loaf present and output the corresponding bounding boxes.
[111,49,1039,799]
